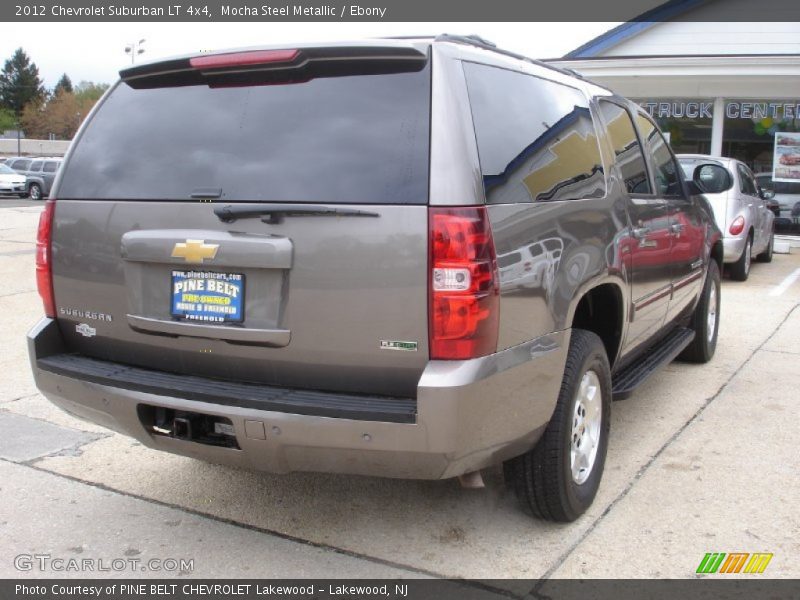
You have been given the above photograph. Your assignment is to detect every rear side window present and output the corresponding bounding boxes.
[43,161,58,173]
[598,101,651,195]
[637,113,682,196]
[737,164,757,195]
[11,159,31,171]
[57,64,431,204]
[463,62,605,204]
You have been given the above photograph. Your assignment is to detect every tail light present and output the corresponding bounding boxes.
[429,207,500,360]
[190,49,300,69]
[35,200,55,318]
[729,215,745,236]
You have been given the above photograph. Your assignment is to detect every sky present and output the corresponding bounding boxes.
[0,22,618,89]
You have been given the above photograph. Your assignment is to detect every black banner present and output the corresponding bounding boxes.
[4,0,800,22]
[4,579,800,600]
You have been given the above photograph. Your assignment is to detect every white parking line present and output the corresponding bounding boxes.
[769,268,800,297]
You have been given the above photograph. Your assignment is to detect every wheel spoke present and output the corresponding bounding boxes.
[570,370,603,485]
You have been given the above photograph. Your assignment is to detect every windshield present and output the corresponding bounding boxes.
[0,164,16,175]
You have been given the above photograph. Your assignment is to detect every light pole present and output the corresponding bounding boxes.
[124,39,146,64]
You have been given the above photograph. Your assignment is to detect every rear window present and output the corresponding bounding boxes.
[679,157,724,179]
[462,62,605,204]
[498,252,522,268]
[57,64,430,204]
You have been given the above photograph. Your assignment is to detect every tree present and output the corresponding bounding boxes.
[54,73,73,95]
[74,81,109,105]
[0,48,46,117]
[0,107,16,132]
[20,80,109,139]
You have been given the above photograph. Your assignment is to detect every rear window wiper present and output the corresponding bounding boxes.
[213,204,380,224]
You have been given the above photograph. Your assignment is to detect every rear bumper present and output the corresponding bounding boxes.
[28,318,567,480]
[722,234,747,263]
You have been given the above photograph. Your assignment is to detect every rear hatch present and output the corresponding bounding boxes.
[49,44,432,398]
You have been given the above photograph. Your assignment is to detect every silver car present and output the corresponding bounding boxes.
[678,155,774,281]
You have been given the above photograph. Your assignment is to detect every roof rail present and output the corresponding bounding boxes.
[433,33,585,80]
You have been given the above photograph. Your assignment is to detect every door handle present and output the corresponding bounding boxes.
[670,223,685,235]
[632,227,651,239]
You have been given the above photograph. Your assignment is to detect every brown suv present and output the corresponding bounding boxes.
[28,36,723,521]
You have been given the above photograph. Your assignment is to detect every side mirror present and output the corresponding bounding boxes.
[760,187,776,200]
[693,164,732,195]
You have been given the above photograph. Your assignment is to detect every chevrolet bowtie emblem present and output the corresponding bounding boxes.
[171,239,219,264]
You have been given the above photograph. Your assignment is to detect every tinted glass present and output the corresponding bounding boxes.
[58,66,430,204]
[11,159,30,171]
[598,101,651,195]
[463,62,605,204]
[43,161,58,173]
[757,175,800,195]
[678,157,724,179]
[498,252,522,268]
[737,164,757,195]
[638,114,682,196]
[29,161,43,172]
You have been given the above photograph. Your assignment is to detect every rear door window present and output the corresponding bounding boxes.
[637,113,682,197]
[29,161,43,172]
[58,64,431,204]
[43,161,58,173]
[598,101,651,195]
[737,164,758,195]
[462,62,605,204]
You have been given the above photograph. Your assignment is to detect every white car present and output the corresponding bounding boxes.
[0,163,27,197]
[679,154,774,281]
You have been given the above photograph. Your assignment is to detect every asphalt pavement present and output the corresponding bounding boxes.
[1,205,798,583]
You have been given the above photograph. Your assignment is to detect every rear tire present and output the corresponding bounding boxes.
[504,329,611,522]
[679,260,720,363]
[28,183,42,201]
[756,232,774,263]
[729,235,751,281]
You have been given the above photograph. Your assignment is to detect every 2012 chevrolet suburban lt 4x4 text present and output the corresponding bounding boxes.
[28,36,723,521]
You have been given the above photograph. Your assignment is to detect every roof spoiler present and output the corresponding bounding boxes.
[119,45,429,88]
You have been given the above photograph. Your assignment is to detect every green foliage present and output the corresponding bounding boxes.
[74,81,110,105]
[0,48,46,117]
[54,73,73,95]
[21,80,109,140]
[0,107,17,131]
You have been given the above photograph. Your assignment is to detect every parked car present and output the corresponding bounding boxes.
[0,163,26,196]
[5,157,32,173]
[755,173,800,232]
[28,35,723,522]
[23,158,62,200]
[678,155,774,281]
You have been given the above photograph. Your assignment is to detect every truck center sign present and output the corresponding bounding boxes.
[640,101,800,120]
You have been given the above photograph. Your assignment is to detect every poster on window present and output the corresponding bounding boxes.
[773,132,800,182]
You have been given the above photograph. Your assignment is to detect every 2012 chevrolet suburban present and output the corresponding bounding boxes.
[28,35,723,521]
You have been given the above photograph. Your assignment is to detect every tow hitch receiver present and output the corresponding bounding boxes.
[138,405,240,449]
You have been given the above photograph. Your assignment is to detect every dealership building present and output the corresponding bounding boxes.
[552,0,800,235]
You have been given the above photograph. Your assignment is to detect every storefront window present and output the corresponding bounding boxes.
[636,99,713,154]
[723,99,800,234]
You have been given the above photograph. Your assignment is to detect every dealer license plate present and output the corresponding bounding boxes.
[171,270,244,323]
